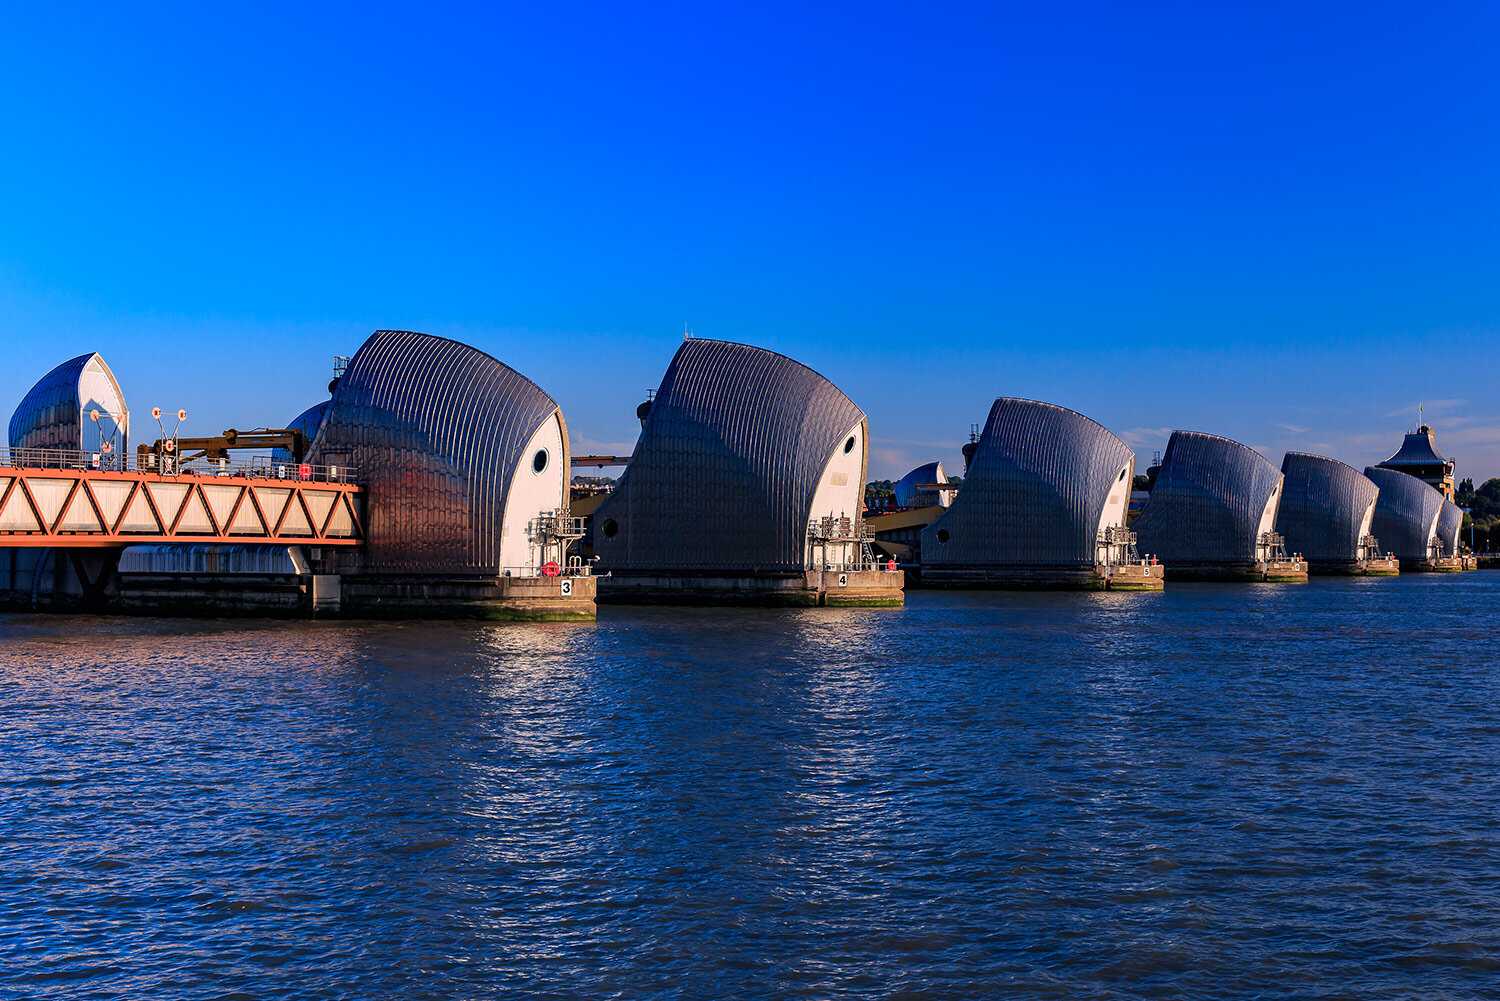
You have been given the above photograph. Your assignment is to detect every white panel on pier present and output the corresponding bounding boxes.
[253,487,291,530]
[145,482,189,527]
[119,487,159,532]
[279,496,312,535]
[303,491,335,532]
[58,489,103,532]
[201,484,242,530]
[90,480,133,529]
[175,490,215,533]
[229,499,265,535]
[0,485,41,531]
[325,498,354,537]
[25,478,70,527]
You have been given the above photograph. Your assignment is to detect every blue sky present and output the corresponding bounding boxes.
[2,2,1497,481]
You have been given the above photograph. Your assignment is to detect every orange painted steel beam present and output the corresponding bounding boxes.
[0,467,363,548]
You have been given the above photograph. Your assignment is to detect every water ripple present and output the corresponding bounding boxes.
[2,575,1499,998]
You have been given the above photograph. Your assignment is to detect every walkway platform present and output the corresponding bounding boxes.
[0,465,363,547]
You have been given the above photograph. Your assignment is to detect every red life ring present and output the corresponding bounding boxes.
[541,561,561,577]
[298,463,313,480]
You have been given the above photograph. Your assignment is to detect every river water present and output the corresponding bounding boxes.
[3,575,1499,999]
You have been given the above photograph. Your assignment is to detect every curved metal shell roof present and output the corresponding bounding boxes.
[1437,499,1464,556]
[1276,452,1379,561]
[1363,466,1444,559]
[1133,431,1282,562]
[9,352,129,454]
[272,400,330,464]
[593,338,865,573]
[1380,428,1447,468]
[894,461,949,508]
[920,399,1133,567]
[306,330,562,574]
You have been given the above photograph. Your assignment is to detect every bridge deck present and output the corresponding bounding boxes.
[0,467,363,547]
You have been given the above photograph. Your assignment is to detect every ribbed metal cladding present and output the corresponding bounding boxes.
[306,330,562,575]
[1133,431,1283,562]
[594,339,866,573]
[119,545,301,575]
[920,399,1133,567]
[1277,452,1379,561]
[271,400,330,464]
[1363,467,1444,559]
[9,352,129,453]
[1437,500,1464,556]
[894,461,948,508]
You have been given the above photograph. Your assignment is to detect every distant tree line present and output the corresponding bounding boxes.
[865,479,896,506]
[1457,478,1500,551]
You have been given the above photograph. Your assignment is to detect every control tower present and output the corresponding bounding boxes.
[1376,422,1455,501]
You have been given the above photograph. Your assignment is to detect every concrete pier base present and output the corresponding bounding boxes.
[1103,563,1165,590]
[597,569,904,606]
[336,574,598,620]
[309,574,342,615]
[808,569,906,606]
[1262,559,1310,582]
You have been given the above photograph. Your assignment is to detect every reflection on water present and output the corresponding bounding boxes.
[4,575,1500,998]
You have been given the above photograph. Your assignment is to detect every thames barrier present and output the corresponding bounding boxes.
[0,332,1483,618]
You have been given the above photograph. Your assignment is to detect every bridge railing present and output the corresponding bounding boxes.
[0,448,358,484]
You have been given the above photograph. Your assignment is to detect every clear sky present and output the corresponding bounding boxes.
[2,2,1497,482]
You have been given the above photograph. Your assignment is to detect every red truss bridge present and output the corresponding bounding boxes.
[0,450,363,548]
